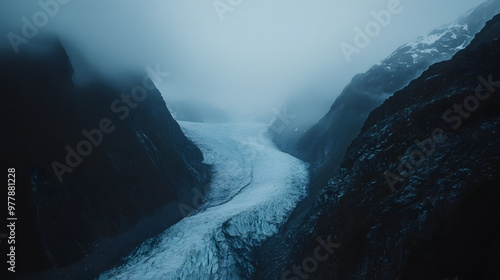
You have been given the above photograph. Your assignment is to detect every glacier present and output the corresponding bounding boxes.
[98,122,309,280]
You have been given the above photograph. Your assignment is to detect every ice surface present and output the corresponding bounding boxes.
[99,122,309,280]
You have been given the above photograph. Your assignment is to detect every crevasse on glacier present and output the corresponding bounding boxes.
[99,122,309,279]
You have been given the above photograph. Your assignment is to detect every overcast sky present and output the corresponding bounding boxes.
[0,0,487,121]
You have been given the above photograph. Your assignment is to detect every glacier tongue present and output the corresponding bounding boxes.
[99,122,309,280]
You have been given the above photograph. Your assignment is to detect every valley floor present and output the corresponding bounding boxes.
[98,122,309,279]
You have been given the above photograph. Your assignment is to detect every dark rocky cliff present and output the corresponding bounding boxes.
[274,0,500,190]
[278,12,500,280]
[256,4,500,279]
[0,40,210,279]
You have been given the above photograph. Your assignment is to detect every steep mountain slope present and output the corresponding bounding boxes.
[255,4,500,279]
[274,0,500,188]
[0,40,209,279]
[280,12,500,280]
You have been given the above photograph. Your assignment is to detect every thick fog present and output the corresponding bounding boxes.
[0,0,486,121]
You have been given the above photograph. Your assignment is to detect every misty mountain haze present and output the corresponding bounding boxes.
[0,0,486,121]
[2,1,500,280]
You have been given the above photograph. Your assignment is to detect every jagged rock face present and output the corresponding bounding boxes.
[0,41,209,278]
[274,0,500,190]
[255,4,500,279]
[281,13,500,280]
